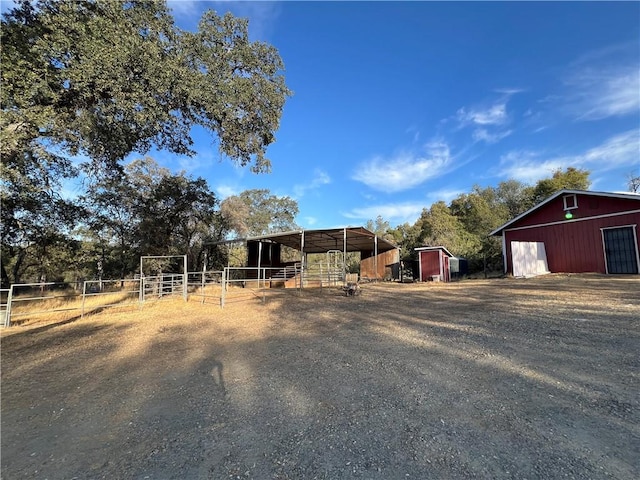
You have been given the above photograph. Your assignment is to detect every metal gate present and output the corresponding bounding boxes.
[602,226,639,274]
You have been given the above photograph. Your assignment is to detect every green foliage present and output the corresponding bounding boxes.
[183,11,292,173]
[529,167,591,205]
[220,189,299,237]
[0,223,84,285]
[1,0,291,171]
[81,165,140,279]
[0,174,86,283]
[387,222,421,262]
[365,216,394,241]
[495,180,534,219]
[416,202,481,260]
[82,157,222,277]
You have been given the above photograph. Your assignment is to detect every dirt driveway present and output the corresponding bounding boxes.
[1,275,639,479]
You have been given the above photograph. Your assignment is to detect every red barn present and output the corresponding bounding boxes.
[490,190,640,276]
[414,246,453,282]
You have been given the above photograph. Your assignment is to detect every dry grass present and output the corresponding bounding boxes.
[6,288,141,329]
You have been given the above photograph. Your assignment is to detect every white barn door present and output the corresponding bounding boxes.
[511,241,550,277]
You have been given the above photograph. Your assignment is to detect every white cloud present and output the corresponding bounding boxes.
[454,94,518,145]
[167,0,200,17]
[168,1,281,40]
[498,150,564,184]
[342,202,426,225]
[352,141,452,193]
[425,188,466,204]
[293,169,331,197]
[457,103,508,126]
[494,87,526,96]
[342,188,466,226]
[303,216,318,227]
[557,42,640,121]
[580,129,640,168]
[566,66,640,120]
[498,129,640,183]
[178,153,214,173]
[472,128,513,144]
[405,125,421,143]
[215,184,240,199]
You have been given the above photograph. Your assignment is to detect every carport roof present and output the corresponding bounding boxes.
[244,227,399,254]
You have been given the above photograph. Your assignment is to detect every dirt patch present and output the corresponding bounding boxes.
[2,274,639,479]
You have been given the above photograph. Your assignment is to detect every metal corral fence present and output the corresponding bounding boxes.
[1,268,264,326]
[187,270,224,305]
[301,262,344,287]
[218,263,355,307]
[2,275,187,327]
[3,280,143,327]
[219,266,302,308]
[2,262,355,326]
[1,288,10,327]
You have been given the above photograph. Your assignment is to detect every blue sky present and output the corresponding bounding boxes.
[167,0,639,230]
[8,0,640,229]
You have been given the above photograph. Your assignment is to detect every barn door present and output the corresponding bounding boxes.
[511,241,549,277]
[602,227,639,274]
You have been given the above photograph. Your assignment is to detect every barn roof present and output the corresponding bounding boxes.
[245,227,399,254]
[489,189,640,236]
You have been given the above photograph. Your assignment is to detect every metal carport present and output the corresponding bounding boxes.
[245,227,400,284]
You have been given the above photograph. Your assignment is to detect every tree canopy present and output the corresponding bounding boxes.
[220,189,299,237]
[1,0,291,172]
[528,167,591,206]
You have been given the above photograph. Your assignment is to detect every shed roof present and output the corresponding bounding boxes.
[244,227,399,254]
[489,189,640,236]
[414,246,454,257]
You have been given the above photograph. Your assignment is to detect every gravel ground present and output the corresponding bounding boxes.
[1,274,639,479]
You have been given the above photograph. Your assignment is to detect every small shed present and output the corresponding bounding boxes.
[414,246,453,282]
[490,189,640,276]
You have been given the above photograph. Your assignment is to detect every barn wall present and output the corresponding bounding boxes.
[504,212,640,274]
[361,249,400,280]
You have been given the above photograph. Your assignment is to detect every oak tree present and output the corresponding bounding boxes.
[220,189,299,237]
[1,0,290,282]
